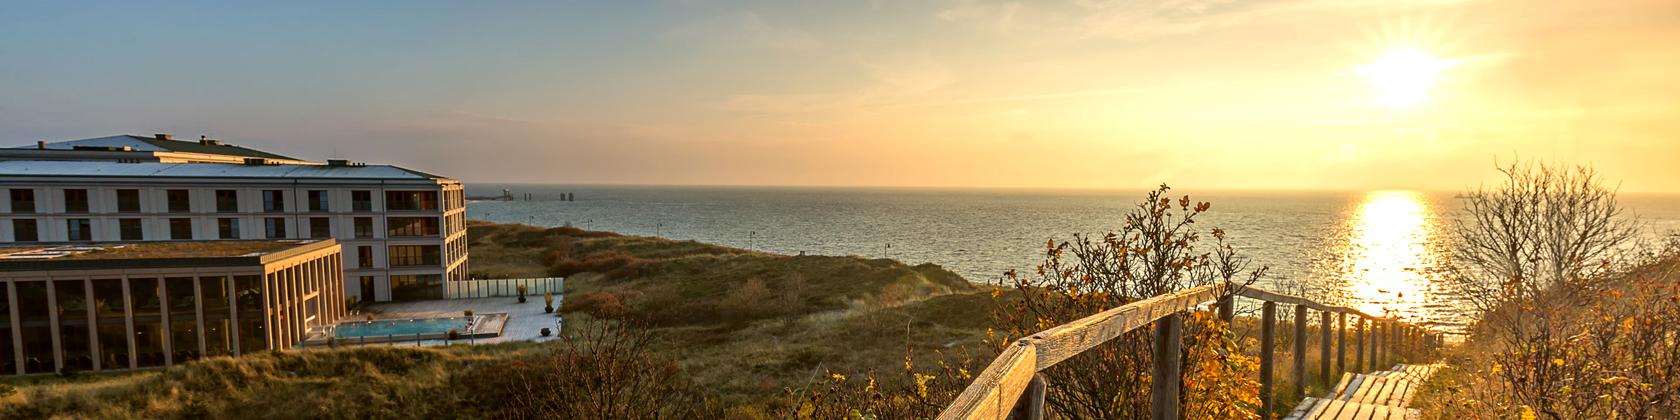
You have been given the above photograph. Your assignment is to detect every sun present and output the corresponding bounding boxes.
[1357,48,1450,108]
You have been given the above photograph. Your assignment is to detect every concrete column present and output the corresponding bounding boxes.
[261,272,275,351]
[46,280,61,371]
[84,278,98,371]
[159,278,173,366]
[122,277,136,369]
[194,275,206,359]
[8,282,23,375]
[228,273,240,357]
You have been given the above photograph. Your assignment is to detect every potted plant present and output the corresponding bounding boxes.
[540,328,551,337]
[517,284,528,303]
[543,291,555,313]
[447,329,460,340]
[464,309,474,318]
[365,314,374,322]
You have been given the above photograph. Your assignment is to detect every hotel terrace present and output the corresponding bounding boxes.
[0,134,466,303]
[0,239,344,375]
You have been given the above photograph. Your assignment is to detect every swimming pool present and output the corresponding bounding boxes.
[335,316,478,338]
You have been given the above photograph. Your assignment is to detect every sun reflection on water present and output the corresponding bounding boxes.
[1337,191,1454,327]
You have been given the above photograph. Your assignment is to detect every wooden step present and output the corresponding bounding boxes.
[1283,364,1442,419]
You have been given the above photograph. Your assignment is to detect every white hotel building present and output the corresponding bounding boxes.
[0,134,467,302]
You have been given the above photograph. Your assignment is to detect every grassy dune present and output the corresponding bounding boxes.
[466,221,993,408]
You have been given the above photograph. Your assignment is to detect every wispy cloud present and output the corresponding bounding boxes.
[665,11,820,51]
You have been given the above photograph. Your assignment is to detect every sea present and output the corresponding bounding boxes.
[464,185,1680,333]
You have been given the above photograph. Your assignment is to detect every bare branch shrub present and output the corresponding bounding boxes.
[1434,160,1677,418]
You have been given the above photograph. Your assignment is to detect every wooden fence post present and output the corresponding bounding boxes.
[1355,317,1365,373]
[1152,314,1184,420]
[1376,320,1387,368]
[1336,313,1346,375]
[1009,373,1048,420]
[1260,302,1276,420]
[1293,305,1307,401]
[1217,295,1234,325]
[1319,310,1331,384]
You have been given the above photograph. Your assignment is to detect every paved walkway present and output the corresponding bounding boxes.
[348,296,565,346]
[1284,364,1443,420]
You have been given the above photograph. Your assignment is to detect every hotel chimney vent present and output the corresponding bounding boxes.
[154,133,173,141]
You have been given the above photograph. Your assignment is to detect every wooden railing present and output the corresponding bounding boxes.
[938,283,1444,420]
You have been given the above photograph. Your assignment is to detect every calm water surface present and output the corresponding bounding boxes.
[466,185,1680,333]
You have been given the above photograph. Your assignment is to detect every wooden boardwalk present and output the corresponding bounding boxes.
[1283,364,1442,420]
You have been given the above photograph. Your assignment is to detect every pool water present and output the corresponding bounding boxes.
[335,317,476,338]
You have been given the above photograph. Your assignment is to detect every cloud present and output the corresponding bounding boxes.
[718,52,953,115]
[665,11,821,51]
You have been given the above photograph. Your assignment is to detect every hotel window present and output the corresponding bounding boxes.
[129,278,165,368]
[307,190,329,212]
[218,218,241,239]
[358,246,374,268]
[234,275,265,354]
[166,277,199,363]
[63,189,89,213]
[12,219,37,242]
[215,190,239,213]
[353,217,373,238]
[167,189,191,213]
[9,189,35,213]
[262,190,285,213]
[67,218,91,241]
[118,189,141,213]
[15,281,51,373]
[384,191,438,211]
[119,218,144,241]
[352,190,373,212]
[92,279,129,369]
[264,217,287,239]
[56,280,93,371]
[390,274,443,301]
[169,218,193,240]
[387,244,441,267]
[309,217,331,238]
[387,217,439,237]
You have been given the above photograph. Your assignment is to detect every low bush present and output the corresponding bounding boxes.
[454,321,718,418]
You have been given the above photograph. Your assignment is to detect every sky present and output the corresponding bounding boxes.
[3,0,1678,192]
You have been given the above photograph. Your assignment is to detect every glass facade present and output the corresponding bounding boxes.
[92,279,128,369]
[55,280,92,371]
[387,217,439,237]
[166,277,199,363]
[130,278,165,368]
[16,282,51,374]
[201,276,233,358]
[384,191,438,211]
[0,285,9,375]
[390,274,443,301]
[0,245,344,375]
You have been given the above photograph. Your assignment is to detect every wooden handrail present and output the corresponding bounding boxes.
[937,283,1442,420]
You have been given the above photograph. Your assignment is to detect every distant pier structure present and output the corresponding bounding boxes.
[467,190,575,202]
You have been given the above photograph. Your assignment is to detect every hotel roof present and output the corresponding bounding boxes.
[15,134,301,161]
[0,160,450,181]
[0,239,338,271]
